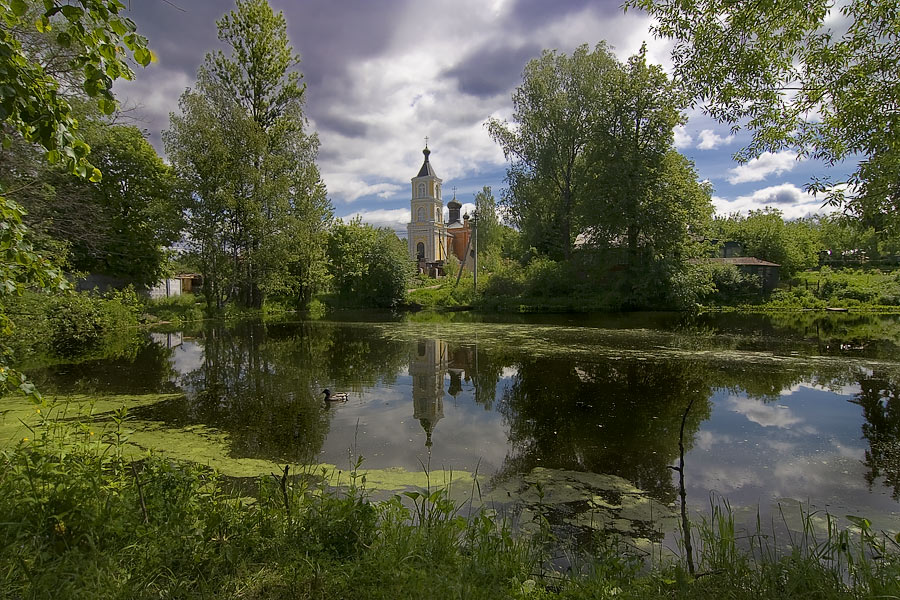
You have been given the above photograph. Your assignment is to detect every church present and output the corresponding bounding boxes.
[406,145,471,275]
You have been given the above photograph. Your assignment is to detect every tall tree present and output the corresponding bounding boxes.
[583,47,696,263]
[474,186,501,258]
[487,43,619,260]
[627,0,900,234]
[165,0,331,310]
[23,124,186,286]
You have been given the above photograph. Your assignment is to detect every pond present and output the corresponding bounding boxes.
[15,311,900,545]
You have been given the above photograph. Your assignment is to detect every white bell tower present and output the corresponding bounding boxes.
[407,143,447,263]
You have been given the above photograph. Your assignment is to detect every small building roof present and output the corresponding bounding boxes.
[708,257,781,267]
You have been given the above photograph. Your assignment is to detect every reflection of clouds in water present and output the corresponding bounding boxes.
[695,430,732,451]
[320,382,509,475]
[765,439,799,453]
[727,396,803,429]
[780,382,862,397]
[771,455,869,497]
[831,439,864,460]
[501,367,518,379]
[164,338,204,381]
[693,465,764,494]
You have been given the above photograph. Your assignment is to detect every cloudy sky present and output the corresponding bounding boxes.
[115,0,847,235]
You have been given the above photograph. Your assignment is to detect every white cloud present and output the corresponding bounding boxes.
[697,129,733,150]
[673,125,692,149]
[339,208,410,235]
[727,396,803,429]
[712,183,837,219]
[727,151,801,184]
[323,177,402,203]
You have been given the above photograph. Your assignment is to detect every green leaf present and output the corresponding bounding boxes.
[846,515,871,530]
[134,47,150,67]
[10,0,27,16]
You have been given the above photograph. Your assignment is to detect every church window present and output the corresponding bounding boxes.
[417,182,426,198]
[435,207,441,222]
[436,184,441,199]
[416,242,425,260]
[417,207,425,222]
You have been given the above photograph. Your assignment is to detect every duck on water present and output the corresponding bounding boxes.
[322,389,348,402]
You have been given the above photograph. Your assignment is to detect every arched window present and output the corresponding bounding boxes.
[435,207,441,222]
[436,184,441,200]
[416,242,425,260]
[417,207,425,222]
[417,182,426,197]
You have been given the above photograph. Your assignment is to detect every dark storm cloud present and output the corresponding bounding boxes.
[444,42,542,98]
[118,0,409,149]
[768,189,802,205]
[125,1,228,75]
[314,112,369,139]
[282,0,408,88]
[507,0,622,32]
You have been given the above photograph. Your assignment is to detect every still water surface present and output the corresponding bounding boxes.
[29,311,900,538]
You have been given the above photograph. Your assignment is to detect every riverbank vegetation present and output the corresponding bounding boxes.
[2,404,898,599]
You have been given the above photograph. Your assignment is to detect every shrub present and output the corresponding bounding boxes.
[524,257,575,297]
[707,263,763,304]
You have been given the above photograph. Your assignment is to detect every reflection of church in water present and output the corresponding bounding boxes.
[410,339,477,448]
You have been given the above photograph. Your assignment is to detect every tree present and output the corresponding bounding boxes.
[581,47,711,306]
[25,124,186,286]
[474,186,501,258]
[487,43,619,260]
[627,0,900,234]
[0,0,151,396]
[165,0,331,310]
[712,209,820,278]
[326,218,411,308]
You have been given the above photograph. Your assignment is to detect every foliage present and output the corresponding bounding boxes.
[19,123,187,286]
[488,43,619,260]
[489,44,713,308]
[165,0,332,311]
[0,0,152,397]
[144,293,205,326]
[0,0,151,177]
[702,263,763,305]
[627,0,900,236]
[0,408,536,599]
[2,288,141,360]
[325,218,411,308]
[712,208,820,278]
[474,186,502,259]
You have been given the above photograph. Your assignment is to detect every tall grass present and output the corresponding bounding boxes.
[1,403,898,599]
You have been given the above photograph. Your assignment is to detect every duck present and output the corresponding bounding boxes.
[322,389,349,402]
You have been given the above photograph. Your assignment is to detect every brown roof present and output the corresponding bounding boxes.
[708,257,780,267]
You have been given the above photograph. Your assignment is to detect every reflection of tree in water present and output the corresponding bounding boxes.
[852,371,900,500]
[27,336,179,396]
[495,357,712,504]
[134,320,408,464]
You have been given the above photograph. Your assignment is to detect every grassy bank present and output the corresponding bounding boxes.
[406,265,900,314]
[2,403,899,599]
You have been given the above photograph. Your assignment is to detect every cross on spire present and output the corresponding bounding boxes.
[424,135,429,148]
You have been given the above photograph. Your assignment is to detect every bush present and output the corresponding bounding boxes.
[707,263,763,304]
[524,257,575,297]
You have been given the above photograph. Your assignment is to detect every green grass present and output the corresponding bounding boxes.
[143,293,207,325]
[1,404,898,599]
